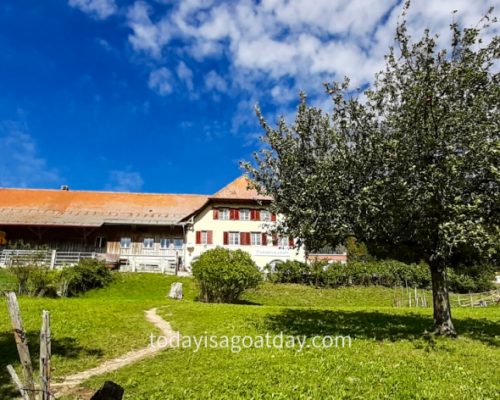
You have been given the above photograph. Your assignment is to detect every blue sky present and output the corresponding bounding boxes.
[0,0,497,194]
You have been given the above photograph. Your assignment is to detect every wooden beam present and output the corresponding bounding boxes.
[6,292,36,400]
[6,365,30,400]
[39,310,51,400]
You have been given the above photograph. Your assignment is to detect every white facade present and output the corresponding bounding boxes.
[184,202,306,269]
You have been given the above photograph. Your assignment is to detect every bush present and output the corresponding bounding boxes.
[447,264,495,293]
[58,258,113,297]
[192,248,262,303]
[267,260,328,286]
[268,260,310,284]
[8,264,59,296]
[7,249,60,296]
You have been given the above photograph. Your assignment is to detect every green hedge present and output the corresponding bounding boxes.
[267,260,495,293]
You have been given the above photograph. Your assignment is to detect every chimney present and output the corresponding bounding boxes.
[60,185,70,191]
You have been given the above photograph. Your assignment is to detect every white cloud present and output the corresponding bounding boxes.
[118,0,499,139]
[105,170,144,192]
[124,1,497,98]
[0,121,61,188]
[68,0,117,20]
[204,70,227,93]
[176,61,194,92]
[148,67,174,95]
[127,1,171,58]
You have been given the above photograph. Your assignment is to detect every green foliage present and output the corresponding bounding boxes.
[447,264,495,293]
[7,250,57,296]
[245,10,500,264]
[345,236,370,261]
[269,260,432,288]
[0,269,16,291]
[58,258,113,297]
[192,248,263,303]
[267,260,310,284]
[7,265,59,297]
[244,3,499,334]
[268,260,492,293]
[6,258,113,297]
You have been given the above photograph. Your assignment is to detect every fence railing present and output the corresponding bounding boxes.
[0,249,185,275]
[0,249,96,269]
[451,290,500,308]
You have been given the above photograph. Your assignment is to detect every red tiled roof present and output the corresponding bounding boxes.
[0,176,272,227]
[0,188,208,226]
[211,176,271,201]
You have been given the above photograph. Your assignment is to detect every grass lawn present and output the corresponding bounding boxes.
[1,272,499,399]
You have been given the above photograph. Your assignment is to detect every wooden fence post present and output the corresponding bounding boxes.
[6,292,36,400]
[6,365,30,400]
[50,250,57,270]
[39,310,51,400]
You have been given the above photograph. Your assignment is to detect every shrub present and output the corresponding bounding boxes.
[192,248,262,303]
[25,267,60,297]
[269,258,493,293]
[7,250,58,296]
[58,258,113,297]
[8,264,59,296]
[271,259,434,289]
[447,265,495,293]
[268,260,309,284]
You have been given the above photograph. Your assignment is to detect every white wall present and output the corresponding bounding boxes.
[185,202,305,269]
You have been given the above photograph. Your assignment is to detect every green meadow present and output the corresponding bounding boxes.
[0,272,498,399]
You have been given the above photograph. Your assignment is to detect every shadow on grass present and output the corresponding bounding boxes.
[264,309,500,346]
[0,331,103,398]
[193,296,262,306]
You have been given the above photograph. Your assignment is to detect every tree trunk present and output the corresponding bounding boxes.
[429,262,457,337]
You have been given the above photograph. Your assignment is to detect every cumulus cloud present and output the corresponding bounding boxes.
[75,0,499,135]
[0,121,61,188]
[105,170,144,192]
[127,1,172,58]
[68,0,117,20]
[124,1,497,95]
[148,67,174,95]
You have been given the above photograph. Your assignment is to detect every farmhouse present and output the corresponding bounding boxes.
[0,176,344,272]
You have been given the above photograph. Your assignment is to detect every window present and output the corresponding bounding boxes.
[201,231,209,245]
[160,239,171,249]
[229,232,240,245]
[160,239,182,249]
[219,208,230,220]
[196,231,212,245]
[95,236,106,248]
[120,237,131,249]
[250,232,262,246]
[143,238,155,249]
[278,236,288,248]
[240,209,250,221]
[260,210,270,221]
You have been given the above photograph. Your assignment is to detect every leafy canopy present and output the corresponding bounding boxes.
[244,5,499,267]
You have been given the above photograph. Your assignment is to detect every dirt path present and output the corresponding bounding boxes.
[53,307,178,398]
